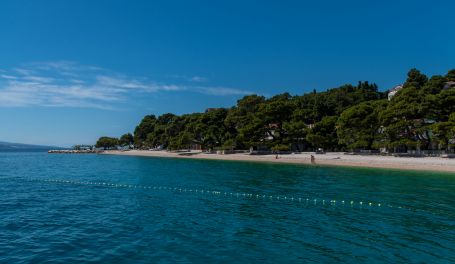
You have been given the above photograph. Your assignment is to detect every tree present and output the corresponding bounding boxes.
[422,75,445,95]
[337,100,387,150]
[199,108,228,149]
[437,89,455,121]
[119,133,134,147]
[404,68,428,89]
[282,120,309,151]
[134,115,156,147]
[115,68,452,154]
[179,131,194,150]
[95,137,119,150]
[379,70,429,151]
[431,113,455,150]
[306,116,338,151]
[225,94,266,148]
[446,69,455,81]
[256,93,293,144]
[221,139,236,150]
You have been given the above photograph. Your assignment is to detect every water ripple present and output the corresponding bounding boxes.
[0,152,454,263]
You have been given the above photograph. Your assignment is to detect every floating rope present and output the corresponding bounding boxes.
[15,177,411,211]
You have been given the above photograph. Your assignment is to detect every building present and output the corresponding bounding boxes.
[387,85,403,100]
[72,145,94,150]
[443,81,455,90]
[265,123,280,140]
[205,108,224,113]
[190,143,202,151]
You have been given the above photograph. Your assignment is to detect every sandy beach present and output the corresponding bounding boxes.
[102,150,455,173]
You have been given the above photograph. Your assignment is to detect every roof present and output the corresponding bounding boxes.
[388,85,403,93]
[268,123,280,129]
[205,108,223,113]
[443,81,455,89]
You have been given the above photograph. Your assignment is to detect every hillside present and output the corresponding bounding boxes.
[0,141,62,152]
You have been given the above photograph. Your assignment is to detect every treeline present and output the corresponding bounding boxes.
[95,134,133,150]
[97,68,455,152]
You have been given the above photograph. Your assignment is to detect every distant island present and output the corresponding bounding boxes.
[0,141,63,152]
[96,68,455,156]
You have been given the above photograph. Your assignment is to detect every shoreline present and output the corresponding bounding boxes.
[101,150,455,173]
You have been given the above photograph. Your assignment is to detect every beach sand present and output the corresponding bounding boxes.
[102,150,455,173]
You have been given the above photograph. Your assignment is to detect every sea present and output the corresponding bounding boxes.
[1,151,454,263]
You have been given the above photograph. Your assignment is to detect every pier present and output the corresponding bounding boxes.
[48,149,103,154]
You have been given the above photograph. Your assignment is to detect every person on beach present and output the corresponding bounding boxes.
[310,155,315,164]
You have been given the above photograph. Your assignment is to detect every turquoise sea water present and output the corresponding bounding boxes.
[0,152,454,263]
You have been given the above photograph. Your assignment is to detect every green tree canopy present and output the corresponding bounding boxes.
[306,116,338,151]
[95,137,119,150]
[116,68,455,154]
[337,100,387,150]
[431,113,455,150]
[119,133,134,147]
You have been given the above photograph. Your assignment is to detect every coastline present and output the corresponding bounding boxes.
[101,150,455,173]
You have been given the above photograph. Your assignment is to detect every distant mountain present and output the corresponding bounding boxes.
[0,141,64,152]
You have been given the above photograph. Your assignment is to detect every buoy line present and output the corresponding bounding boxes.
[11,177,418,211]
[4,176,448,215]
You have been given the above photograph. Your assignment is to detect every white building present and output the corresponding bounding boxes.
[388,85,403,101]
[443,81,455,90]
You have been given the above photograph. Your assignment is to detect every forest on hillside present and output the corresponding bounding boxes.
[96,68,455,153]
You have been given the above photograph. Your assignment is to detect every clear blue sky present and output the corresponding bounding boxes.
[0,0,454,147]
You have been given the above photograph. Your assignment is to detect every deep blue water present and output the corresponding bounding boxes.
[0,152,454,263]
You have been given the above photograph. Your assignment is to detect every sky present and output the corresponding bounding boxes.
[0,0,454,147]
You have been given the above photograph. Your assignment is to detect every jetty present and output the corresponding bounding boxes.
[48,149,103,154]
[48,145,103,154]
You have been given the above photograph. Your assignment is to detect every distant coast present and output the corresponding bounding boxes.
[102,150,455,173]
